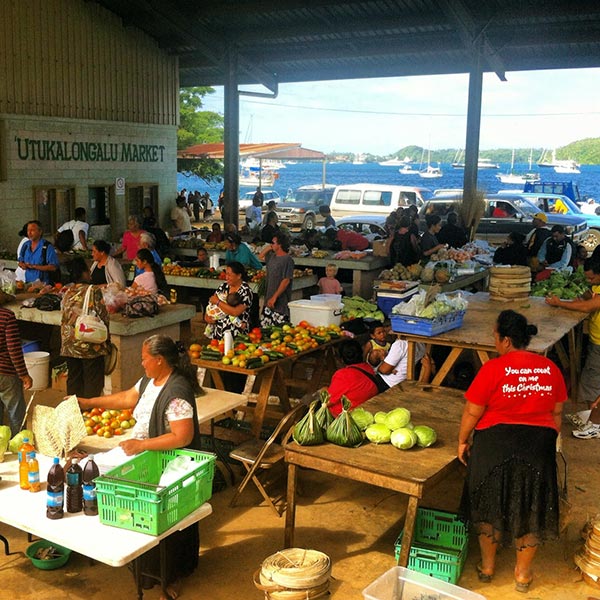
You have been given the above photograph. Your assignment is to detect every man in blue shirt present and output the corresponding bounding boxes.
[537,224,573,271]
[17,220,60,284]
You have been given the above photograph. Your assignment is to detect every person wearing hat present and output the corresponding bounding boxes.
[525,212,551,272]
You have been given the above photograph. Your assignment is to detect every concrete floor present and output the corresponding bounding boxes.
[2,394,600,600]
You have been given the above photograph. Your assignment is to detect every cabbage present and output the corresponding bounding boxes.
[350,407,374,431]
[413,425,437,448]
[405,421,414,430]
[374,411,387,424]
[0,425,11,462]
[9,429,35,454]
[365,423,391,444]
[293,401,324,446]
[384,408,411,431]
[326,397,363,447]
[391,428,418,450]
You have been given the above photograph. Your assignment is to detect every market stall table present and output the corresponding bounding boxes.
[419,268,489,293]
[172,249,390,298]
[283,381,464,567]
[400,292,587,394]
[0,454,212,600]
[4,296,196,392]
[192,339,340,438]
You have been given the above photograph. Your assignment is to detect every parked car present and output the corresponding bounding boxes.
[330,183,431,218]
[497,191,600,251]
[419,193,589,247]
[238,189,281,213]
[335,215,388,243]
[276,184,336,230]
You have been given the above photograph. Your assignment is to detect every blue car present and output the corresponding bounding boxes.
[498,191,600,251]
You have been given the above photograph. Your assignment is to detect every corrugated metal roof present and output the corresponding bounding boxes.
[179,143,325,160]
[93,1,600,88]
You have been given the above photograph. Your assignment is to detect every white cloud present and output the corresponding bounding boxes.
[201,68,600,154]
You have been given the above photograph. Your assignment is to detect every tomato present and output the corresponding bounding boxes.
[90,407,102,417]
[119,409,132,421]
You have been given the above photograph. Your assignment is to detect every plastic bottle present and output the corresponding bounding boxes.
[82,455,100,516]
[27,452,41,493]
[224,330,234,355]
[46,457,65,520]
[66,458,83,513]
[18,438,35,490]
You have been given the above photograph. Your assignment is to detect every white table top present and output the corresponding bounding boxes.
[0,454,212,567]
[77,387,247,453]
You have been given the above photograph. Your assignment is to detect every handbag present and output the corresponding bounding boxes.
[74,285,108,343]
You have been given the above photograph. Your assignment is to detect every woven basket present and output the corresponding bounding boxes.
[489,265,531,301]
[254,548,331,600]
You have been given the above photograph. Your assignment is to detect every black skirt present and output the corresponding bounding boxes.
[459,423,559,547]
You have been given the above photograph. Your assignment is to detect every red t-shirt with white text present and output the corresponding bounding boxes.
[465,350,567,431]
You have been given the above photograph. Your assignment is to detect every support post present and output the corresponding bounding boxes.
[223,49,240,229]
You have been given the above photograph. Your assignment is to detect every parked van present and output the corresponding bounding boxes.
[329,183,430,218]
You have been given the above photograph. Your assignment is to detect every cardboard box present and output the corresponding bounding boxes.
[372,239,388,257]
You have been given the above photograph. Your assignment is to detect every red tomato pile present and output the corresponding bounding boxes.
[82,407,136,438]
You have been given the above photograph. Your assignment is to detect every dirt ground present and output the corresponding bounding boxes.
[2,391,600,600]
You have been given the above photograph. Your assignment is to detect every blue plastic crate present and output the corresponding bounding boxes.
[376,289,419,317]
[390,310,465,337]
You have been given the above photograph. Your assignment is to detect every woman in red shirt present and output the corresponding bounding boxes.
[457,310,566,593]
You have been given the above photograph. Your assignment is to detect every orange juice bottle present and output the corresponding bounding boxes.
[28,452,41,493]
[18,438,35,490]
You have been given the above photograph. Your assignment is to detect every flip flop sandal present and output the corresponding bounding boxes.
[476,563,493,583]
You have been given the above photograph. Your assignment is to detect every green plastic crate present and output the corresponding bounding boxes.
[95,449,215,536]
[394,508,468,584]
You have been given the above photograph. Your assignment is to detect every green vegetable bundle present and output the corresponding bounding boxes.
[326,397,363,447]
[315,389,334,432]
[292,401,324,446]
[531,266,589,299]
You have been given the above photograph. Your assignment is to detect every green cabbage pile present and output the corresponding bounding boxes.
[0,426,11,462]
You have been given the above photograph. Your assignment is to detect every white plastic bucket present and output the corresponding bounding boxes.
[24,351,50,391]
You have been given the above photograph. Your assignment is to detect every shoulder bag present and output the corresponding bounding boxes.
[75,285,108,343]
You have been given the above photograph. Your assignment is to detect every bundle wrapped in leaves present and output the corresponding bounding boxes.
[326,396,363,448]
[292,400,324,446]
[315,389,334,432]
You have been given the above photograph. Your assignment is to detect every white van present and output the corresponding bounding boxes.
[329,183,430,217]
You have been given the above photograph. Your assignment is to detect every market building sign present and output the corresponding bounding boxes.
[14,136,166,163]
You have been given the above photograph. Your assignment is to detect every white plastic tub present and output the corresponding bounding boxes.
[310,294,343,304]
[362,566,486,600]
[288,300,343,327]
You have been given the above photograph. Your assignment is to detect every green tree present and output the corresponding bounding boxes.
[177,87,224,182]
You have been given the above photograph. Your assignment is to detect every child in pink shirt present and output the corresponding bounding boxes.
[318,263,343,295]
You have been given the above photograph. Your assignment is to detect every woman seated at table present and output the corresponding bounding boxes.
[90,239,127,287]
[327,339,382,416]
[132,248,168,296]
[224,232,262,270]
[204,261,254,340]
[457,310,566,593]
[493,232,528,266]
[78,334,203,600]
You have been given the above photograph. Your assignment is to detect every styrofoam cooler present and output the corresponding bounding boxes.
[288,299,343,327]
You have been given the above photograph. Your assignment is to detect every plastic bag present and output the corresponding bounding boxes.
[102,284,128,314]
[158,455,195,487]
[74,286,108,343]
[0,266,16,296]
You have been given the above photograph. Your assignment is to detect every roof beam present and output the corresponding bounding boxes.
[436,0,506,81]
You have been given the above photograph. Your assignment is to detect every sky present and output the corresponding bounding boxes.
[199,67,600,156]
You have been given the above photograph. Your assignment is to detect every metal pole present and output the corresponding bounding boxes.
[223,49,240,229]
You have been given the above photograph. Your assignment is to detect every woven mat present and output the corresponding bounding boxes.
[32,395,87,457]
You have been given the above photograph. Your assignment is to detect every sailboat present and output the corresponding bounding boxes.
[419,148,442,179]
[496,149,541,185]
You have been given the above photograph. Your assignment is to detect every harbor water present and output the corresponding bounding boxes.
[177,161,600,203]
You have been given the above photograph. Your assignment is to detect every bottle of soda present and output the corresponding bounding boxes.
[82,455,100,516]
[66,458,83,513]
[27,452,41,493]
[18,438,35,490]
[46,457,65,520]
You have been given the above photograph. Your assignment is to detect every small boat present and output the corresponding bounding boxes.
[239,167,277,186]
[399,165,419,175]
[380,156,413,166]
[477,157,500,169]
[554,159,581,174]
[496,149,541,184]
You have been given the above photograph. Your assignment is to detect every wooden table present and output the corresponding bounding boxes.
[283,381,464,567]
[192,341,340,438]
[173,249,390,298]
[400,292,587,394]
[5,296,196,392]
[419,268,489,293]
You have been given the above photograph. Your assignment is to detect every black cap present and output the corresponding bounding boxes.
[18,224,28,237]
